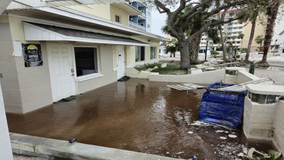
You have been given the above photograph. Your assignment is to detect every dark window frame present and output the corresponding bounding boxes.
[150,46,157,59]
[74,47,98,77]
[135,46,145,62]
[115,15,120,23]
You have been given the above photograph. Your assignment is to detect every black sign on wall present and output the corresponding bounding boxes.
[22,44,43,67]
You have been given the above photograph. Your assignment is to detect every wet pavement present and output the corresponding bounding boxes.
[7,79,275,159]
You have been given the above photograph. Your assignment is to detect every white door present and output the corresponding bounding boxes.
[117,46,125,80]
[47,43,76,102]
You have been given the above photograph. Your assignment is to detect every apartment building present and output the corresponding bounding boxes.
[199,10,266,54]
[129,1,152,32]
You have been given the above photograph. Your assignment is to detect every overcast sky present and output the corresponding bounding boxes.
[151,10,167,37]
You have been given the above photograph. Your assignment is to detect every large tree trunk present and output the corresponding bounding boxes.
[179,40,190,69]
[189,35,202,64]
[216,0,227,61]
[246,19,256,61]
[219,27,227,61]
[262,0,281,62]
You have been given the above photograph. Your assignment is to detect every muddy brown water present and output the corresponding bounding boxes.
[7,79,275,159]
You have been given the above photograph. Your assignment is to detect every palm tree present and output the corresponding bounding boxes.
[231,36,238,59]
[238,33,245,49]
[163,39,178,57]
[262,0,282,62]
[255,35,264,51]
[237,1,267,61]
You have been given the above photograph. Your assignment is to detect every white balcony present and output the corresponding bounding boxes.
[138,12,146,20]
[233,24,243,27]
[129,21,146,31]
[231,29,243,32]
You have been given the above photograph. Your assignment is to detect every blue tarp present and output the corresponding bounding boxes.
[199,83,247,128]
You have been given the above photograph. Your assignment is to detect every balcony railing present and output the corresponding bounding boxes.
[129,21,146,31]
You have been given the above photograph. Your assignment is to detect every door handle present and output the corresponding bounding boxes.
[71,74,74,76]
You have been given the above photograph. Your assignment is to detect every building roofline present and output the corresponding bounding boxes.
[7,6,167,41]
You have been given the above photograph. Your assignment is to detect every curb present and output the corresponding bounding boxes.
[10,133,182,160]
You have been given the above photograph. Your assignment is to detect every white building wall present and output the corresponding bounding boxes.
[273,100,284,155]
[0,80,13,160]
[272,3,284,54]
[243,97,277,140]
[146,8,151,33]
[9,17,53,113]
[0,16,24,113]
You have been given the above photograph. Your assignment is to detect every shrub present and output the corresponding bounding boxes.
[210,50,220,58]
[134,64,148,72]
[134,63,161,72]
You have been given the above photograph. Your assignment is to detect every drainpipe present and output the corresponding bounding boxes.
[0,73,13,160]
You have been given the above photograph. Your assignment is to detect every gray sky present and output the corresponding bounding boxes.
[151,10,167,37]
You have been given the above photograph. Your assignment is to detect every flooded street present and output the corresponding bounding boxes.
[6,79,275,159]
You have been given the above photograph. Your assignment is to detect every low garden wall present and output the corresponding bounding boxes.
[125,68,151,79]
[149,69,225,84]
[237,70,260,84]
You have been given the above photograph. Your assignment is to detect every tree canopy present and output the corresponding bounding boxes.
[144,0,255,69]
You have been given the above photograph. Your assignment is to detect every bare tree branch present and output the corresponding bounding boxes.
[154,0,171,14]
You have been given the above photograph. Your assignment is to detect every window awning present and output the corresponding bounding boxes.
[23,22,149,46]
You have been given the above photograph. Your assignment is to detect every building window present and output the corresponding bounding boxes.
[74,47,98,77]
[115,15,120,23]
[150,47,156,59]
[248,92,279,104]
[239,27,242,29]
[135,46,145,62]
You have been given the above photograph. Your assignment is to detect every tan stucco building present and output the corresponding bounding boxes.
[0,1,166,114]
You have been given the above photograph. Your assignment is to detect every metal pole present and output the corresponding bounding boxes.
[205,40,209,61]
[273,39,278,56]
[0,73,13,160]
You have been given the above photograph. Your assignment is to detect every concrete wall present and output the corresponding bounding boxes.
[68,4,111,20]
[149,69,225,84]
[224,75,237,83]
[77,44,117,93]
[243,97,277,140]
[9,17,53,113]
[273,100,284,154]
[0,16,23,113]
[237,70,259,84]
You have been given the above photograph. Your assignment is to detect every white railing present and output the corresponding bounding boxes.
[129,21,146,31]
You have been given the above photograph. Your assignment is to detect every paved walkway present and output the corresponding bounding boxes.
[14,155,48,160]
